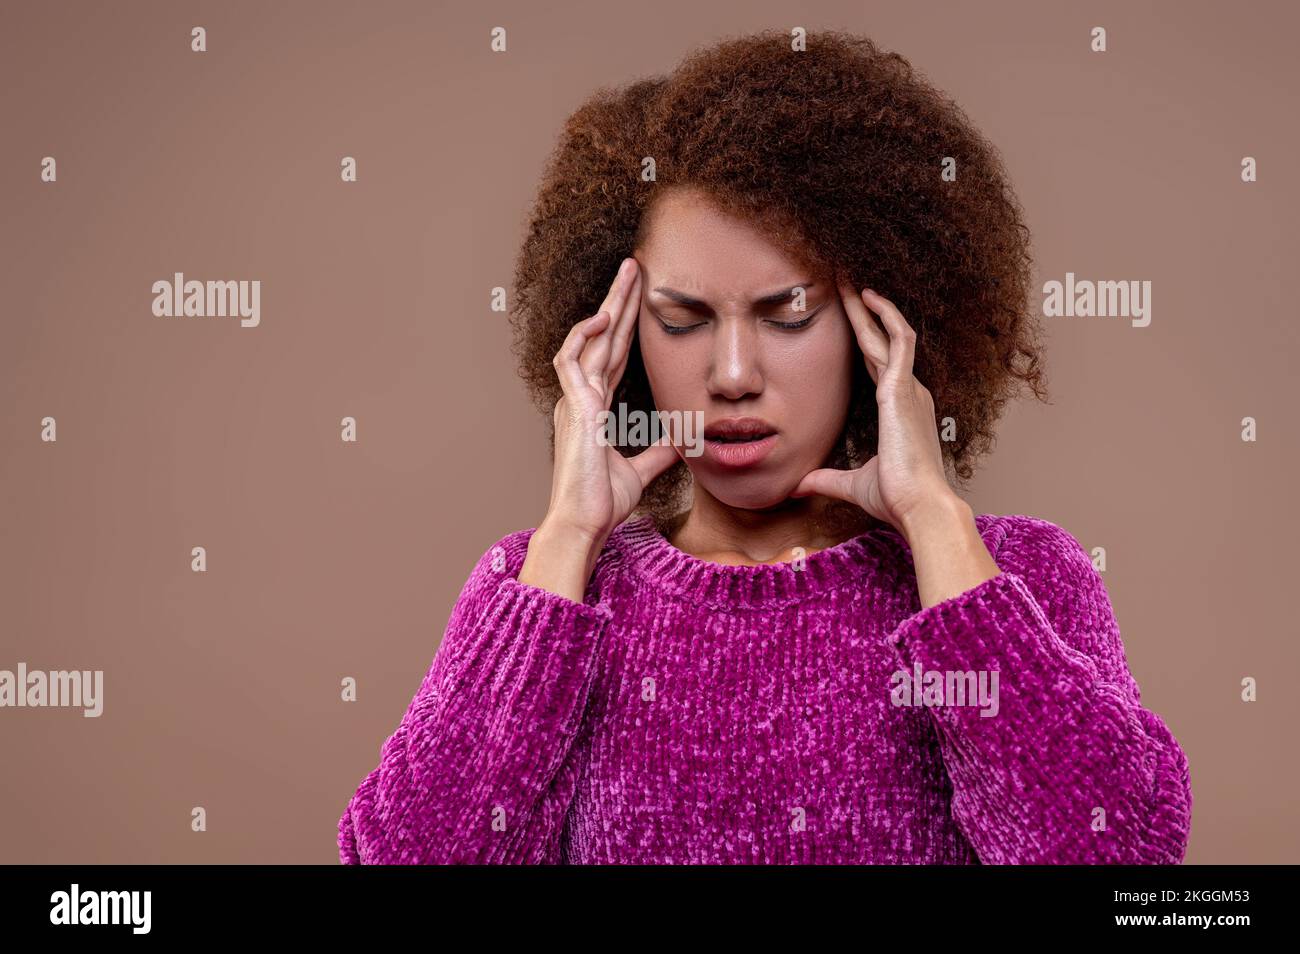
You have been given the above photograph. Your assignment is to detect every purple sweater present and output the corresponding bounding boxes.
[338,512,1192,864]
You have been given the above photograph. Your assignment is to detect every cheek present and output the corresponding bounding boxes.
[768,321,856,413]
[637,313,666,396]
[638,312,703,407]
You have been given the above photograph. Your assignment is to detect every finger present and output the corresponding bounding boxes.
[606,266,641,379]
[553,310,612,398]
[790,467,858,504]
[581,259,638,388]
[861,288,916,383]
[597,256,638,316]
[604,268,642,404]
[628,437,678,489]
[837,279,889,385]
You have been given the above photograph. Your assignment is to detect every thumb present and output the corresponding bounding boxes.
[629,438,679,489]
[791,467,858,503]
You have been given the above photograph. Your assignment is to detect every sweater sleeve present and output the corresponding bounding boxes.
[884,514,1192,864]
[337,529,612,864]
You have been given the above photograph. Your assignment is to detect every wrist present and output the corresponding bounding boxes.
[535,516,607,560]
[518,518,606,604]
[897,492,971,547]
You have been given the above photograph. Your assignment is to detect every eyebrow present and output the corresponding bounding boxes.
[651,282,817,308]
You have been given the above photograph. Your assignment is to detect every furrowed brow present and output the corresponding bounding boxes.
[753,282,816,306]
[651,282,817,308]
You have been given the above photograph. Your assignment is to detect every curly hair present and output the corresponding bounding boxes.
[510,28,1048,528]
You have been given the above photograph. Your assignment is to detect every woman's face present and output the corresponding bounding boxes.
[633,188,857,510]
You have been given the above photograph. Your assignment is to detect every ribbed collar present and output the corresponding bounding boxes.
[610,514,917,610]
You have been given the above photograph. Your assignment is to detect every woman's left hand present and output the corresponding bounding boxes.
[791,281,959,533]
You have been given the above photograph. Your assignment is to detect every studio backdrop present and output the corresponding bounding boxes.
[1,0,1296,863]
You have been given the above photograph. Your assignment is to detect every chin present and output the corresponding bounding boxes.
[691,469,801,511]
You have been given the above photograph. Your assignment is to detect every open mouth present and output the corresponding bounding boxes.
[704,419,777,443]
[702,418,779,467]
[708,434,772,443]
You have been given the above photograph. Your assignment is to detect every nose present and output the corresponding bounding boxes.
[706,316,764,400]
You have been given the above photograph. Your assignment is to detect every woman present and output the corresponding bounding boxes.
[338,30,1192,864]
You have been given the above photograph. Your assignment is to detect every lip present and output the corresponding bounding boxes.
[704,416,776,440]
[702,417,778,469]
[704,433,777,468]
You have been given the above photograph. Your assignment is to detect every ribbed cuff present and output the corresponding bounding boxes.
[886,570,1099,687]
[438,576,612,735]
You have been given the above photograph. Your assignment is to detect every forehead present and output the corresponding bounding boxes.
[636,188,820,296]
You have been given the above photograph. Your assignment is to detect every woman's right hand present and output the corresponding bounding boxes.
[518,257,679,601]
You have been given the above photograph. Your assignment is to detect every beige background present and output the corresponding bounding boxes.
[1,0,1295,864]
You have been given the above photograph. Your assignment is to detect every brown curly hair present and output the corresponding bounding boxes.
[510,28,1048,527]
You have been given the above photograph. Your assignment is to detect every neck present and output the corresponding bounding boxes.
[668,485,871,566]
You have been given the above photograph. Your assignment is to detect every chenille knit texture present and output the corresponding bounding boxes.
[337,512,1192,864]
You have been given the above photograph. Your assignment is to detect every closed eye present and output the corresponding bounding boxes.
[767,304,826,330]
[652,303,824,335]
[657,318,705,335]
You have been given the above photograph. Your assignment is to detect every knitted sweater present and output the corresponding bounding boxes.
[337,512,1192,864]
